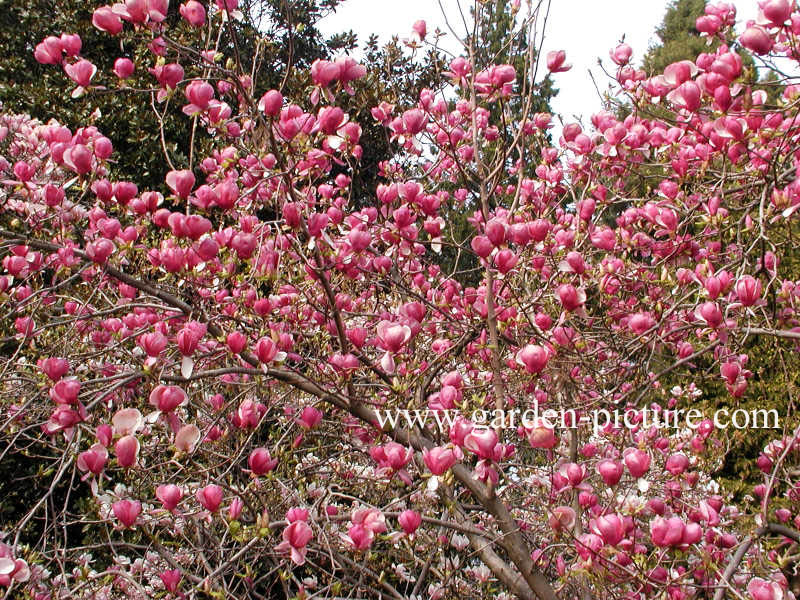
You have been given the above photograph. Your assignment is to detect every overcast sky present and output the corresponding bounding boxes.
[318,0,760,127]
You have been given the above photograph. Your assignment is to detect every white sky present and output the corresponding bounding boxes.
[318,0,760,127]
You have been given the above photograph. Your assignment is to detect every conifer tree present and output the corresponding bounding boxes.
[643,0,714,75]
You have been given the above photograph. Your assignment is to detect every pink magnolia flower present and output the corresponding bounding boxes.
[114,0,168,24]
[254,337,279,363]
[444,56,471,86]
[318,106,346,134]
[623,448,651,478]
[516,344,550,374]
[494,249,518,274]
[330,352,360,372]
[557,284,586,312]
[398,509,422,535]
[60,34,81,56]
[696,14,722,34]
[177,321,206,356]
[113,57,135,79]
[527,420,557,449]
[596,459,624,486]
[662,60,696,86]
[49,378,80,404]
[138,331,167,357]
[86,239,114,264]
[546,50,571,72]
[77,443,108,475]
[215,0,239,12]
[412,19,427,40]
[762,0,792,26]
[463,428,498,460]
[449,417,473,446]
[736,275,762,306]
[93,427,111,446]
[156,484,183,512]
[297,406,322,429]
[165,169,195,199]
[610,43,632,66]
[42,404,85,435]
[590,514,625,546]
[112,408,143,436]
[696,301,723,328]
[575,533,603,561]
[34,36,63,65]
[114,435,139,468]
[183,80,215,114]
[562,250,587,274]
[196,484,223,512]
[311,59,341,87]
[471,235,493,258]
[15,316,35,338]
[234,400,265,429]
[345,508,387,550]
[344,524,373,550]
[180,0,206,26]
[39,357,70,381]
[112,499,141,528]
[548,506,576,533]
[376,321,412,353]
[60,33,83,57]
[0,556,30,585]
[63,144,93,174]
[93,6,124,35]
[473,64,516,96]
[174,424,201,453]
[64,60,96,88]
[650,516,686,547]
[276,520,313,565]
[721,360,741,384]
[150,63,185,93]
[226,331,247,354]
[334,56,366,86]
[370,442,413,472]
[422,446,459,475]
[401,108,427,135]
[348,228,371,251]
[628,312,656,335]
[248,447,278,475]
[149,385,188,413]
[227,497,244,521]
[230,232,257,259]
[160,569,182,593]
[561,462,587,487]
[259,90,283,116]
[286,507,309,523]
[665,453,689,475]
[740,26,773,55]
[747,577,785,600]
[666,81,702,111]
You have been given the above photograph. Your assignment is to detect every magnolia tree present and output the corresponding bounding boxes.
[4,0,800,598]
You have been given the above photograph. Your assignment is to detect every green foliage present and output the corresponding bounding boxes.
[0,0,550,284]
[432,0,558,281]
[0,0,347,191]
[1,1,188,188]
[350,35,448,207]
[602,2,797,499]
[471,0,557,117]
[643,0,715,75]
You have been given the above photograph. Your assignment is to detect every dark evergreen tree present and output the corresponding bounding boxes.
[434,0,558,283]
[0,0,349,189]
[643,0,714,75]
[636,0,789,498]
